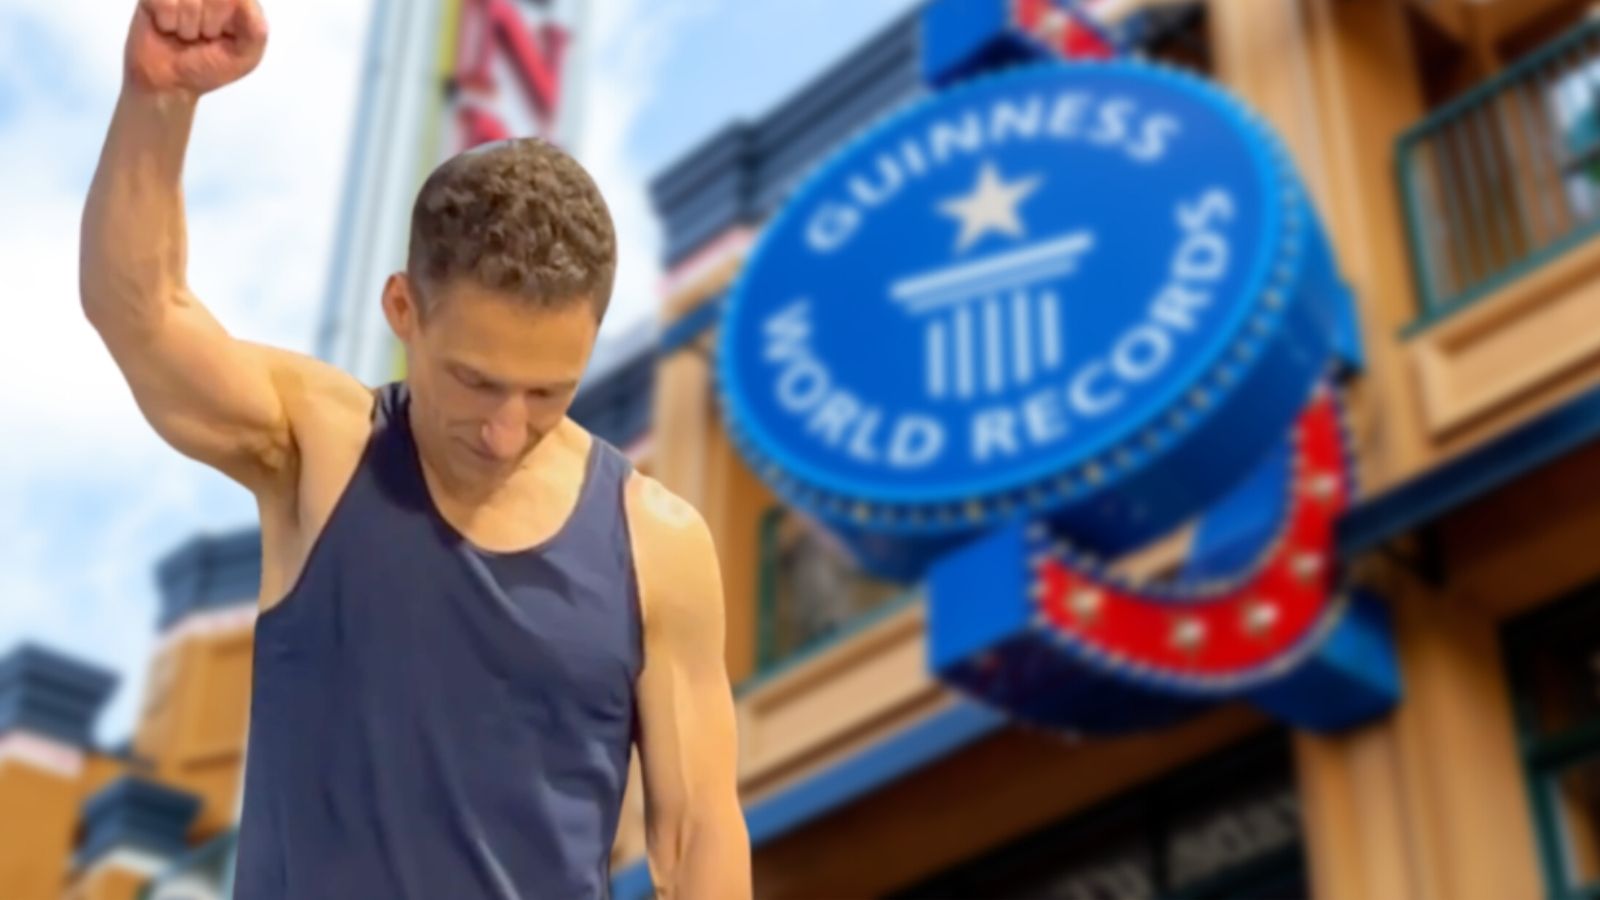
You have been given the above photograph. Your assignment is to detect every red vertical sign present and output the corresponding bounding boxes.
[451,0,570,151]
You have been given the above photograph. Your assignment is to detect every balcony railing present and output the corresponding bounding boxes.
[1399,17,1600,328]
[746,507,913,689]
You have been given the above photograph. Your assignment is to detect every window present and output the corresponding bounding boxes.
[1506,584,1600,899]
[749,507,908,681]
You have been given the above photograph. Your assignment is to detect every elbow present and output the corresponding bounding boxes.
[79,274,170,342]
[78,234,179,338]
[78,220,118,326]
[650,801,751,900]
[79,291,119,340]
[78,258,107,326]
[79,289,114,334]
[78,264,124,333]
[80,295,138,344]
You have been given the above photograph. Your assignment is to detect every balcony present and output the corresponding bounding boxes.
[1397,16,1600,446]
[1400,16,1600,328]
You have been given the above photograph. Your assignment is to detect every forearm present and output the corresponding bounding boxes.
[80,87,198,336]
[651,803,752,900]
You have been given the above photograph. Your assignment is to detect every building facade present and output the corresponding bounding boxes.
[609,0,1600,898]
[0,535,260,900]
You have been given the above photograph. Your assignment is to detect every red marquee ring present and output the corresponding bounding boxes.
[1030,383,1351,683]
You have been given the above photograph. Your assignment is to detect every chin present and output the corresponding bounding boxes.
[467,454,516,482]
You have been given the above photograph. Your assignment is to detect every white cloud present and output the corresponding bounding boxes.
[0,0,371,743]
[575,0,721,344]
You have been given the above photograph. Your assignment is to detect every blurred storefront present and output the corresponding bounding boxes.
[607,0,1600,898]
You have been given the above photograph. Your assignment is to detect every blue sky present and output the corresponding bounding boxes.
[0,0,918,743]
[624,1,916,174]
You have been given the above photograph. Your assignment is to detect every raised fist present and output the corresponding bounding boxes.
[124,0,268,96]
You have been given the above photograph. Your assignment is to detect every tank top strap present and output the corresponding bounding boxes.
[561,435,640,631]
[583,436,633,505]
[374,381,407,432]
[563,435,634,553]
[361,381,408,467]
[356,382,432,513]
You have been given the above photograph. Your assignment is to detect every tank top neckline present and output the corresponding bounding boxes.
[394,383,606,559]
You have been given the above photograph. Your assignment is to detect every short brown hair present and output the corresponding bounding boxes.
[406,138,617,320]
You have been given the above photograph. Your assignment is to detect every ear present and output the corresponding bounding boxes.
[382,272,421,341]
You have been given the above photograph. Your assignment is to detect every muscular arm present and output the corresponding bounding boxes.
[627,475,752,899]
[81,86,292,488]
[81,0,359,493]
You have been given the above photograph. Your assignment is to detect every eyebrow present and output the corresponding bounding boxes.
[449,363,578,393]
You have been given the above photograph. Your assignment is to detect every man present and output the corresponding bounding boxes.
[81,1,751,896]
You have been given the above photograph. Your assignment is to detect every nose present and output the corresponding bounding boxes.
[479,399,527,461]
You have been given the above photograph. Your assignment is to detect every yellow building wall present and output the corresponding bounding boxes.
[134,625,254,840]
[0,759,83,900]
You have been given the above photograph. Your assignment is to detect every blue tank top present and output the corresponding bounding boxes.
[234,382,642,899]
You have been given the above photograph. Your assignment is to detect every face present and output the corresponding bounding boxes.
[383,274,599,489]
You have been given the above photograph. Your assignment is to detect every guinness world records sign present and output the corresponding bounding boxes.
[718,61,1348,580]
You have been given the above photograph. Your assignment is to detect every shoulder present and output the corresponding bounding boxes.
[623,472,723,634]
[624,471,717,572]
[625,471,709,539]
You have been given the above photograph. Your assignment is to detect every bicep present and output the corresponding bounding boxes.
[634,572,739,822]
[629,488,741,829]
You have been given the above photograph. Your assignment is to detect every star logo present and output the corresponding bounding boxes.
[937,161,1044,254]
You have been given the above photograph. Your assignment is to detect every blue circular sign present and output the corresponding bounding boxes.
[718,61,1344,578]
